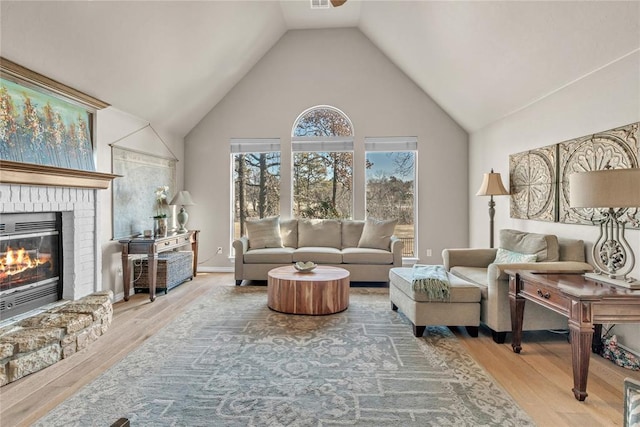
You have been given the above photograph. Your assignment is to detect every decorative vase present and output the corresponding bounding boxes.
[154,217,167,238]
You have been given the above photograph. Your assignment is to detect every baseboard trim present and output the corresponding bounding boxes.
[198,266,234,273]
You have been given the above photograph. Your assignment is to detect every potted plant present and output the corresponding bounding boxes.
[153,186,169,237]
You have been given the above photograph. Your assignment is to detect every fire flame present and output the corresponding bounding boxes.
[0,246,50,276]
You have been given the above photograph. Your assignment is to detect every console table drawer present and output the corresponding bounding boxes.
[521,280,570,314]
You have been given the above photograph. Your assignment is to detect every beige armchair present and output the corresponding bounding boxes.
[442,229,593,343]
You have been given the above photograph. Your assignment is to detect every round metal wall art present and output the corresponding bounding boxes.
[509,122,639,228]
[509,146,556,222]
[558,123,639,226]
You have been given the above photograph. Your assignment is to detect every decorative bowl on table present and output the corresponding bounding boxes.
[294,261,316,272]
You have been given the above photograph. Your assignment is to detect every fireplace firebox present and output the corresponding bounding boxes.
[0,212,62,319]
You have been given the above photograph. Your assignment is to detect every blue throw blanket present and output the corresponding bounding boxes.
[412,264,450,301]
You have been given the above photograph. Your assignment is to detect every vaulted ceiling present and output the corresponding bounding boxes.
[1,1,638,138]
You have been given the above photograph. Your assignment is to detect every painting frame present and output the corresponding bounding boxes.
[0,57,109,172]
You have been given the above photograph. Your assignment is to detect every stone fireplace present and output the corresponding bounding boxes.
[0,164,117,385]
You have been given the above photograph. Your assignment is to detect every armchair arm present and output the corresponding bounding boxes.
[489,261,594,282]
[442,248,497,271]
[390,236,404,267]
[232,237,249,280]
[483,260,594,331]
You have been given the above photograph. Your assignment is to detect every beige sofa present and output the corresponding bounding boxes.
[233,217,404,285]
[442,229,593,343]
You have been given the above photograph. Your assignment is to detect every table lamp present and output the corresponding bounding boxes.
[476,169,510,248]
[170,190,195,233]
[569,167,640,287]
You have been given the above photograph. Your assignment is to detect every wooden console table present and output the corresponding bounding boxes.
[119,230,199,302]
[508,270,640,401]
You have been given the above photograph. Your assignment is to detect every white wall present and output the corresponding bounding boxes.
[185,28,469,271]
[470,51,640,351]
[96,107,184,301]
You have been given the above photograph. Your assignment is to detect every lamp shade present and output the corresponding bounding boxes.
[476,170,509,196]
[569,168,640,208]
[170,190,195,206]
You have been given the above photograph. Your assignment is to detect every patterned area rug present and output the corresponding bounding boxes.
[37,286,534,426]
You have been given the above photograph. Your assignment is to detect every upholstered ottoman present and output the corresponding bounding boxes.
[389,267,481,337]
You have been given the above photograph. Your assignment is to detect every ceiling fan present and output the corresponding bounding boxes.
[311,0,347,8]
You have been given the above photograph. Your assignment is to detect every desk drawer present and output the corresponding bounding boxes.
[521,280,570,315]
[156,235,190,251]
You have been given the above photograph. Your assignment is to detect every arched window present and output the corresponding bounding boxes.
[293,105,353,138]
[292,106,354,219]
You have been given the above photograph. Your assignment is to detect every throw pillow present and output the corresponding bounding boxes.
[357,218,397,250]
[493,247,537,264]
[245,216,283,249]
[298,219,341,248]
[341,220,365,249]
[499,229,559,262]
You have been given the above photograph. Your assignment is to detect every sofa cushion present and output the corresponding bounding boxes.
[499,229,559,262]
[494,248,537,264]
[342,247,393,265]
[341,220,365,249]
[558,238,585,262]
[280,219,298,248]
[298,219,341,248]
[358,218,397,250]
[246,216,283,249]
[293,247,342,264]
[450,266,489,288]
[244,247,294,264]
[390,267,481,303]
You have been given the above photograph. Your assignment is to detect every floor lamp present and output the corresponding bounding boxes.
[476,169,510,248]
[569,167,640,288]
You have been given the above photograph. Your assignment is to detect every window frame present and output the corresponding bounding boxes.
[364,136,418,260]
[291,106,355,220]
[229,138,282,250]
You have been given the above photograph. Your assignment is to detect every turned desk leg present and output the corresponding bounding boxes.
[121,245,130,301]
[569,317,593,401]
[191,230,199,278]
[509,274,524,354]
[148,251,158,302]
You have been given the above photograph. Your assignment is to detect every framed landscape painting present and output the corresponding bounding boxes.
[0,57,107,172]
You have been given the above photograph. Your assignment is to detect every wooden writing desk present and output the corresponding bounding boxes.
[508,270,640,401]
[119,230,199,302]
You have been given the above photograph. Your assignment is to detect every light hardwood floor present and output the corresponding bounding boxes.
[1,273,638,426]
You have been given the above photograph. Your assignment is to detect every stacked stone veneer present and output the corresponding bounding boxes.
[0,290,113,386]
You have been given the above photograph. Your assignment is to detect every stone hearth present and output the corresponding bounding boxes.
[0,290,113,386]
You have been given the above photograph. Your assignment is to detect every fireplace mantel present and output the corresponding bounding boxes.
[0,160,119,189]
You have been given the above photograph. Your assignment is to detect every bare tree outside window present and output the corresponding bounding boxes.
[292,106,353,219]
[233,152,280,239]
[366,151,416,256]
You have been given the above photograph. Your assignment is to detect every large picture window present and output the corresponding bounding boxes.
[365,137,417,257]
[292,106,353,219]
[231,139,281,240]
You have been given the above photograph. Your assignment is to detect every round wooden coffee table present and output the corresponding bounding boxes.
[267,265,350,315]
